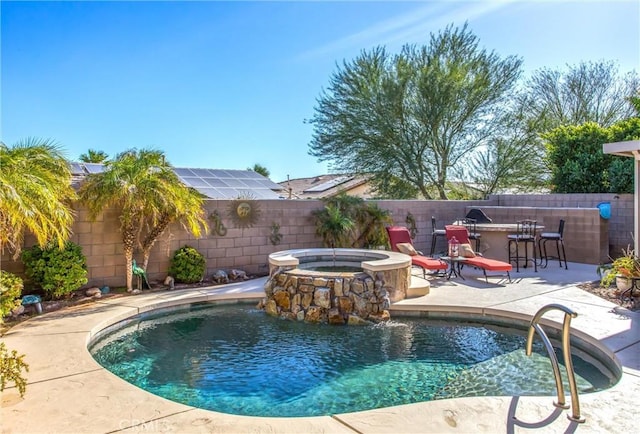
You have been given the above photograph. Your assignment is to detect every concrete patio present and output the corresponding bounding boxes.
[1,262,639,433]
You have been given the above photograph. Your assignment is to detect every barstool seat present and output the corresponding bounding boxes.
[508,219,538,272]
[538,219,567,269]
[430,216,447,256]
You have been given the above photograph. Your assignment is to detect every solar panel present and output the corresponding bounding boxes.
[220,178,249,188]
[304,176,353,193]
[174,168,195,177]
[84,163,106,174]
[171,167,281,199]
[69,162,86,175]
[203,178,229,188]
[189,168,214,177]
[179,177,210,188]
[69,162,282,200]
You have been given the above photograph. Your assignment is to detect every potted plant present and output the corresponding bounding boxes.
[598,246,640,292]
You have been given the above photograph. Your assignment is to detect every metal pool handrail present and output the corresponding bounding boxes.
[525,303,585,423]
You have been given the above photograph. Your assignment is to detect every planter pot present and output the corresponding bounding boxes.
[615,275,633,294]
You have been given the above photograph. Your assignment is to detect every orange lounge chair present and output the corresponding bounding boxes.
[445,225,512,283]
[385,226,448,278]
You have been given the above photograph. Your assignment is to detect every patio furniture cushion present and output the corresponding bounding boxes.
[411,255,448,271]
[460,243,476,258]
[465,257,512,272]
[396,242,418,256]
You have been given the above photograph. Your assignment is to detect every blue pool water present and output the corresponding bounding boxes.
[90,304,615,417]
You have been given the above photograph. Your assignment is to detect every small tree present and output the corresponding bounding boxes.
[78,149,207,291]
[312,194,391,248]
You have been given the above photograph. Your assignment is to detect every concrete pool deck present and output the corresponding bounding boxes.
[1,262,639,433]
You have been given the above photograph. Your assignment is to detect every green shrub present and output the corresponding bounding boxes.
[0,342,29,397]
[168,245,206,283]
[21,242,88,299]
[0,271,23,321]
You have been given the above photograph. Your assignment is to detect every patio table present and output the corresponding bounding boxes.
[440,256,468,280]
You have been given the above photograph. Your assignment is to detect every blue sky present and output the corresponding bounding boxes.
[2,0,639,183]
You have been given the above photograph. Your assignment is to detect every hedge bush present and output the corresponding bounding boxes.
[21,242,88,299]
[168,245,206,283]
[0,271,23,321]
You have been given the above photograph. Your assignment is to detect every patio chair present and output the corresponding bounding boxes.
[507,220,538,272]
[445,225,512,283]
[386,226,448,278]
[538,219,568,269]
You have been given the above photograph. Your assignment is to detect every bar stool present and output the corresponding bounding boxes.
[430,216,446,256]
[508,220,538,272]
[538,219,567,269]
[461,218,481,252]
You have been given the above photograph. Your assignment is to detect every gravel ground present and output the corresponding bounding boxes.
[577,280,639,312]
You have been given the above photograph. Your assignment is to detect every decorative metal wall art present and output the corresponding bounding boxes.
[208,210,228,236]
[406,212,418,239]
[228,197,261,228]
[270,222,283,246]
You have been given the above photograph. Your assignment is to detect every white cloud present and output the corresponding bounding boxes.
[297,0,517,61]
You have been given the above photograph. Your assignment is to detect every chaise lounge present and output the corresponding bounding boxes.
[445,225,512,283]
[385,226,448,278]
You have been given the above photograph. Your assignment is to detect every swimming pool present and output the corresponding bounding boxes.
[89,303,617,417]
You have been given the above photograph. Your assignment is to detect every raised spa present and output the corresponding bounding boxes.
[89,303,619,418]
[263,248,412,325]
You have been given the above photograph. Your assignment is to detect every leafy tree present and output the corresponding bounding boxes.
[248,163,270,178]
[459,100,549,197]
[308,24,522,199]
[0,138,75,258]
[79,149,109,163]
[520,61,639,131]
[78,149,208,291]
[544,119,639,193]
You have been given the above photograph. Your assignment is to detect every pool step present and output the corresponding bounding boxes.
[407,275,430,298]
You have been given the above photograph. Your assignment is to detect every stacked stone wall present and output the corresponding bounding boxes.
[260,268,391,325]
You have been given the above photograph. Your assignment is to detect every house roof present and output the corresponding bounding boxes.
[278,174,375,199]
[70,162,284,200]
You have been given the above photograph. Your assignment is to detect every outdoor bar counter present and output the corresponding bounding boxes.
[465,222,544,263]
[461,206,609,265]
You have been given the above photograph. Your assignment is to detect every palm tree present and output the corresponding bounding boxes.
[312,204,355,248]
[0,138,76,258]
[78,149,208,291]
[248,163,270,178]
[78,149,109,163]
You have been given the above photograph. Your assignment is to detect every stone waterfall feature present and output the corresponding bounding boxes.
[259,248,412,325]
